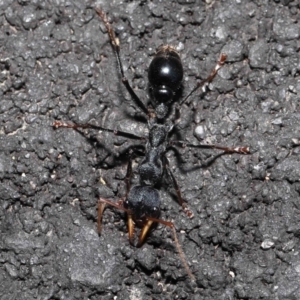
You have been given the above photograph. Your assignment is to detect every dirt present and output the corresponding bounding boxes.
[1,0,300,299]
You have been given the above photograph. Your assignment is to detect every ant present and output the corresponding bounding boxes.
[53,7,250,281]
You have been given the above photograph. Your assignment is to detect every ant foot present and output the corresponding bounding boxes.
[182,204,194,218]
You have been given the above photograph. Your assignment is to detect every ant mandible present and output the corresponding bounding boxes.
[53,7,250,281]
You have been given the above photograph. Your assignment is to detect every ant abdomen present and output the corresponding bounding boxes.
[148,46,183,119]
[149,45,183,92]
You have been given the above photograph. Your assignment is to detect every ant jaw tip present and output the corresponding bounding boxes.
[132,240,140,247]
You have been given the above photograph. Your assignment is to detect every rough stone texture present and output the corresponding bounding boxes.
[0,0,300,299]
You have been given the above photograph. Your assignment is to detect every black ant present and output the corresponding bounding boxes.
[53,7,250,281]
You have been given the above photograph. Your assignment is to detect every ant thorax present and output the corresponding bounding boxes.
[138,124,167,186]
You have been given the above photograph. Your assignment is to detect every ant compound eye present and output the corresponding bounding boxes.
[124,199,130,209]
[150,206,160,218]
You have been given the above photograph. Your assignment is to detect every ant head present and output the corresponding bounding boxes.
[148,45,183,119]
[124,185,161,219]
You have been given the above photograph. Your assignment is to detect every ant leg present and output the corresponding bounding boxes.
[53,120,145,141]
[95,7,148,116]
[125,155,133,197]
[180,53,227,106]
[123,152,136,245]
[163,157,193,218]
[171,140,250,154]
[170,55,226,126]
[97,197,128,234]
[98,197,136,245]
[141,217,195,281]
